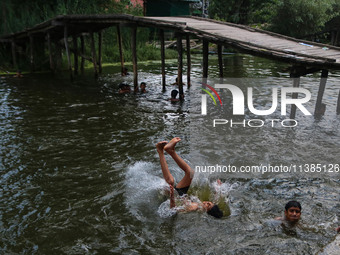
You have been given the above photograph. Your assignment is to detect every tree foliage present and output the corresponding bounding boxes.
[208,0,279,25]
[209,0,340,37]
[0,0,141,35]
[270,0,336,37]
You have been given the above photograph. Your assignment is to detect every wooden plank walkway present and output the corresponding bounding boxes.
[1,14,340,69]
[144,16,340,69]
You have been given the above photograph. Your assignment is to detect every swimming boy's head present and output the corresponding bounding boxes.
[171,89,178,99]
[203,201,223,218]
[140,82,146,91]
[119,83,131,93]
[284,200,301,223]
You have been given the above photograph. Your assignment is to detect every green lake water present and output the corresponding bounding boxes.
[0,54,339,254]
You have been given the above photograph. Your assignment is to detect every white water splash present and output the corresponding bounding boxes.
[157,200,178,218]
[124,162,239,219]
[124,161,167,220]
[212,180,239,197]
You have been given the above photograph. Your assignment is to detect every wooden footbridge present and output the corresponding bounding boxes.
[1,14,340,117]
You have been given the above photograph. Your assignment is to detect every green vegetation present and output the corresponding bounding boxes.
[209,0,279,25]
[0,0,139,35]
[270,0,337,37]
[209,0,340,38]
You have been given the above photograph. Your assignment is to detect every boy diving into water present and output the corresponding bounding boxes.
[156,137,223,218]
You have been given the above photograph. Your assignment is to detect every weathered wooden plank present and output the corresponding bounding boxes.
[80,35,85,74]
[290,76,300,119]
[314,69,328,116]
[177,33,184,99]
[188,15,340,51]
[160,29,166,91]
[186,34,191,87]
[218,44,223,78]
[116,25,124,75]
[189,26,338,63]
[47,33,54,72]
[131,26,138,91]
[64,26,73,80]
[72,35,78,75]
[90,31,98,79]
[29,35,35,72]
[203,39,209,78]
[234,41,340,68]
[11,40,17,69]
[98,30,103,74]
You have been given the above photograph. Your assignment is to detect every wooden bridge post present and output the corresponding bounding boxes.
[55,40,62,71]
[131,26,138,91]
[289,68,301,119]
[72,35,79,75]
[90,31,98,79]
[63,26,73,80]
[116,25,124,75]
[337,89,340,114]
[177,33,184,99]
[47,33,55,72]
[11,40,17,70]
[290,77,301,119]
[186,34,191,88]
[218,44,223,78]
[160,29,166,91]
[29,35,35,72]
[314,69,328,116]
[98,30,103,74]
[80,35,85,74]
[203,39,209,79]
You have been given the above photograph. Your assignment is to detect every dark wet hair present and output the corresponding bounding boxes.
[171,89,178,99]
[140,82,146,86]
[119,82,130,89]
[207,205,223,218]
[285,201,301,211]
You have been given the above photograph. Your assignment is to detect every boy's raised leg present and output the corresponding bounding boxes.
[164,137,194,189]
[156,141,174,186]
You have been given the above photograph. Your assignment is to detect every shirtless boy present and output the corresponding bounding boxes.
[156,137,223,218]
[275,200,301,226]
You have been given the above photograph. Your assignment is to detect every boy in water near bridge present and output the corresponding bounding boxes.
[169,90,180,102]
[140,82,147,93]
[156,137,223,218]
[275,200,301,227]
[118,83,131,94]
[275,201,340,237]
